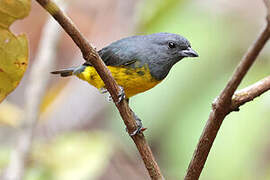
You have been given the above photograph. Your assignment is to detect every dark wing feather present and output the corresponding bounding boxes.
[98,47,136,67]
[97,37,143,67]
[84,36,144,67]
[82,47,137,67]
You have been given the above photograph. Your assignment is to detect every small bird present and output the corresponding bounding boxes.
[51,32,198,134]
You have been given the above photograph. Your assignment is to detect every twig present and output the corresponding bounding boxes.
[184,1,270,180]
[2,3,66,180]
[231,76,270,110]
[35,0,164,179]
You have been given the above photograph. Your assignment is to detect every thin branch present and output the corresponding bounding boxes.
[2,3,66,179]
[35,0,164,179]
[184,2,270,180]
[231,76,270,110]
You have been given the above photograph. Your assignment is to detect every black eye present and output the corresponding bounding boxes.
[168,42,176,48]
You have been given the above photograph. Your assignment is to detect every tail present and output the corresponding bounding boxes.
[51,66,87,77]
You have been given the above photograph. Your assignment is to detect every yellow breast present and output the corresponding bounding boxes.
[76,65,161,98]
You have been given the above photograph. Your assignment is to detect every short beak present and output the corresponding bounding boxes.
[181,47,198,57]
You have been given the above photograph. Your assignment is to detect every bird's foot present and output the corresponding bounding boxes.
[128,111,147,136]
[106,86,126,104]
[116,86,126,104]
[100,87,108,94]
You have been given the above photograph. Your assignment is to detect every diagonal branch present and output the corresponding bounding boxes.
[184,1,270,179]
[231,76,270,110]
[35,0,163,179]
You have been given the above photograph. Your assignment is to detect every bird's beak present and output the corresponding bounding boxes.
[181,47,198,57]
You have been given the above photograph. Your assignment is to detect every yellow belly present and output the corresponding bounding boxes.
[76,65,161,98]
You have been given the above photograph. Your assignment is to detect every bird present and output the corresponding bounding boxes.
[51,32,198,135]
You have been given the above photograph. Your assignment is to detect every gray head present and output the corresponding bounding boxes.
[137,32,198,80]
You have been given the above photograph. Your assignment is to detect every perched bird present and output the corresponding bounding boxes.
[51,32,198,134]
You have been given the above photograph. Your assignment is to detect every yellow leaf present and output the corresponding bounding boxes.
[0,0,30,103]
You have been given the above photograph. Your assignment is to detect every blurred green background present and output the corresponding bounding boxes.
[0,0,269,179]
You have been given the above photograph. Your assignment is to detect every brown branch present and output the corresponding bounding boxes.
[231,76,270,110]
[35,0,163,179]
[184,1,270,180]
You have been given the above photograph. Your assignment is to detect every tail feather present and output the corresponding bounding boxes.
[51,68,75,77]
[51,65,87,77]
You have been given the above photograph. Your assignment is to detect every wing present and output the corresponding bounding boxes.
[82,46,137,67]
[84,36,144,67]
[98,46,138,67]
